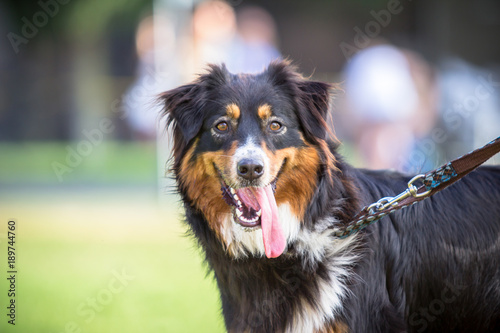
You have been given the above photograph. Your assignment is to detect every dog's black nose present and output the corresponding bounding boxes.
[237,159,264,181]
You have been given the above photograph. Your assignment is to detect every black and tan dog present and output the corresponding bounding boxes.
[160,60,500,332]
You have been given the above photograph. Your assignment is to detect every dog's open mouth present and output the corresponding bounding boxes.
[222,185,263,227]
[220,179,285,258]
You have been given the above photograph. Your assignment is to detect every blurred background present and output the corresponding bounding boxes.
[0,0,499,332]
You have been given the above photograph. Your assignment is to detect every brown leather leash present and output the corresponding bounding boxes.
[334,136,500,238]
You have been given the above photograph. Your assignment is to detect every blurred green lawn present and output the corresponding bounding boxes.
[0,141,158,185]
[0,142,225,333]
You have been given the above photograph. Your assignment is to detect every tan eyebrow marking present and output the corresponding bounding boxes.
[257,104,272,119]
[226,103,240,119]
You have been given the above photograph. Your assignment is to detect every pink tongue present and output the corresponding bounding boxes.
[237,188,260,211]
[252,186,285,258]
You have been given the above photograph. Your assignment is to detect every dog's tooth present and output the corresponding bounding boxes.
[237,200,242,207]
[241,215,257,223]
[233,194,239,201]
[256,210,261,217]
[236,209,243,217]
[230,188,236,194]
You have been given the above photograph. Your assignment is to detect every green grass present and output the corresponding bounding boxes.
[0,191,225,333]
[0,141,158,185]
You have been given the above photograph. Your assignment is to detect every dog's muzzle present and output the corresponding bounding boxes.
[218,142,286,258]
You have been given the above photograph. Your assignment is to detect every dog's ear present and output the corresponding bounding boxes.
[159,83,203,145]
[266,60,332,142]
[159,64,230,147]
[295,80,332,142]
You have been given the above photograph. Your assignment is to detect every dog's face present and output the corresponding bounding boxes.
[161,61,335,258]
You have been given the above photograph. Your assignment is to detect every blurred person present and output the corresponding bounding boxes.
[437,58,500,163]
[123,15,180,140]
[189,1,280,75]
[229,6,281,73]
[190,0,238,75]
[342,44,438,172]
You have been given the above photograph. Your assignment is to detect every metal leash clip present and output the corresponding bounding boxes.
[367,174,432,214]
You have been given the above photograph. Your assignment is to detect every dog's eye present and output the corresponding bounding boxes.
[269,121,282,132]
[215,121,229,132]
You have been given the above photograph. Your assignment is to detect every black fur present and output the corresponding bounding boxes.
[161,61,500,332]
[345,166,500,332]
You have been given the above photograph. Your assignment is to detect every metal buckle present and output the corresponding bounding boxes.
[408,174,432,198]
[367,174,432,214]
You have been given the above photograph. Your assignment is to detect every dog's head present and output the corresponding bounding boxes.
[160,60,336,258]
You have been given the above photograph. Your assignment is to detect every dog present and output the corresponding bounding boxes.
[159,60,500,332]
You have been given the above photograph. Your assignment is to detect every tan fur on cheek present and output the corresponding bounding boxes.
[263,143,321,219]
[178,141,238,239]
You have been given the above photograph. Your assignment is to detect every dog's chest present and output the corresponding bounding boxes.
[220,218,359,333]
[286,228,358,333]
